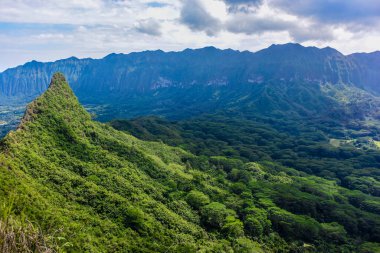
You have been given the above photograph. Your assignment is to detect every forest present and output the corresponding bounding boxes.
[0,74,379,252]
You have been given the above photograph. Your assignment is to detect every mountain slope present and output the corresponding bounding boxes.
[0,73,227,251]
[1,75,380,252]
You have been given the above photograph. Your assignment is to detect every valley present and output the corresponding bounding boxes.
[0,104,25,137]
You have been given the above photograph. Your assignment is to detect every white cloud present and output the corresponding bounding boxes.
[179,0,222,36]
[135,19,162,36]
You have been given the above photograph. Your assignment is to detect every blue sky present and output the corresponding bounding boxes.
[0,0,379,71]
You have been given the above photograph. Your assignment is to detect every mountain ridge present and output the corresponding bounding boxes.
[4,43,379,77]
[1,43,379,101]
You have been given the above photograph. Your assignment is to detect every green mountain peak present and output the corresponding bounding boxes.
[18,72,90,130]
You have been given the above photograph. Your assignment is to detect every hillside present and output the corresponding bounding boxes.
[1,74,380,252]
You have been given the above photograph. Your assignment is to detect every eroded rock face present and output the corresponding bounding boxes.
[0,57,90,98]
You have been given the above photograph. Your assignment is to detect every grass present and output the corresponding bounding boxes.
[0,200,61,253]
[0,217,57,253]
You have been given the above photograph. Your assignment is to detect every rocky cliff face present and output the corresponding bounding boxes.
[0,43,379,103]
[249,43,359,84]
[0,57,91,98]
[348,51,380,93]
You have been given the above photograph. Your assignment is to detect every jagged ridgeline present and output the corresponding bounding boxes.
[0,73,379,252]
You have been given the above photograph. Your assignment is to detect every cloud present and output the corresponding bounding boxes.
[0,0,138,26]
[220,0,263,13]
[179,0,336,41]
[222,0,379,42]
[226,14,291,35]
[35,33,66,39]
[179,0,222,36]
[135,19,162,36]
[225,14,335,42]
[289,24,335,42]
[269,0,380,28]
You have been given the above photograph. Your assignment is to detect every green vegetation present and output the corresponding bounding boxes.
[0,73,379,252]
[110,112,380,197]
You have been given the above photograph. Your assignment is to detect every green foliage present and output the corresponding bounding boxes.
[269,207,321,241]
[110,112,380,197]
[123,206,150,234]
[222,216,244,238]
[201,202,235,229]
[1,73,379,252]
[111,113,380,251]
[321,222,348,244]
[358,242,380,253]
[244,216,263,238]
[233,237,264,253]
[186,190,210,209]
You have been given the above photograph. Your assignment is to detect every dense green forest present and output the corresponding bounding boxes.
[0,73,379,252]
[110,112,380,198]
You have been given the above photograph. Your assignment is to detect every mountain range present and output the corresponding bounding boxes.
[1,43,380,98]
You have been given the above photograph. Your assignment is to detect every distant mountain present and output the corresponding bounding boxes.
[0,57,91,97]
[249,44,357,84]
[348,51,380,93]
[1,43,379,100]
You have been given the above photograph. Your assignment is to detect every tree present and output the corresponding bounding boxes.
[222,216,244,238]
[233,237,265,253]
[186,190,210,209]
[201,202,235,228]
[244,215,263,238]
[123,206,149,233]
[321,222,347,244]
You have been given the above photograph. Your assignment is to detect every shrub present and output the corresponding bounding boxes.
[201,202,235,229]
[222,216,244,238]
[186,190,210,209]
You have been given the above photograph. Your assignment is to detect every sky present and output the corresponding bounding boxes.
[0,0,380,71]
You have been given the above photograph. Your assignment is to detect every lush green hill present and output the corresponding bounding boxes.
[1,73,380,252]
